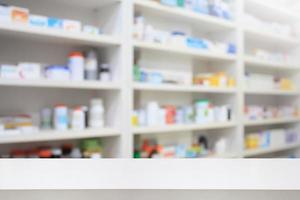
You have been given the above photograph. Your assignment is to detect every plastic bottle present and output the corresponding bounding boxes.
[68,52,84,81]
[85,50,98,80]
[71,107,85,130]
[99,63,111,82]
[89,99,104,128]
[54,104,68,131]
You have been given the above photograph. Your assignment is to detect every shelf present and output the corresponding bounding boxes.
[245,89,300,96]
[243,27,299,47]
[0,128,120,144]
[132,121,236,135]
[244,56,299,71]
[52,0,121,9]
[245,0,300,22]
[243,142,300,157]
[133,83,236,94]
[134,41,236,62]
[244,117,300,127]
[134,0,235,32]
[0,23,120,47]
[0,79,120,90]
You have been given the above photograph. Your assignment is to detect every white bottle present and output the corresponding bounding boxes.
[71,107,85,130]
[89,99,104,128]
[85,50,98,80]
[69,52,84,81]
[146,101,160,126]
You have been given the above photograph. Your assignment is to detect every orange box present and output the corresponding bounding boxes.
[11,7,29,24]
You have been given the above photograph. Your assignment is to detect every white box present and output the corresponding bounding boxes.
[18,62,41,80]
[0,64,20,79]
[63,19,82,33]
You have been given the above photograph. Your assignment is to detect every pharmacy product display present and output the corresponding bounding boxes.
[0,50,111,82]
[244,105,299,121]
[245,129,299,151]
[245,73,295,91]
[133,15,236,55]
[248,49,295,65]
[0,4,102,35]
[0,139,103,158]
[243,13,295,37]
[135,135,229,158]
[0,98,105,137]
[132,100,232,127]
[134,64,236,88]
[154,0,234,20]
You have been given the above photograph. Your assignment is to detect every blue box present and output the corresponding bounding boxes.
[48,17,63,29]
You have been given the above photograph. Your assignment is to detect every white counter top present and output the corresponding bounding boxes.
[0,159,299,190]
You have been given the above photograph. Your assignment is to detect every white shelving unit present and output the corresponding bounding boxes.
[0,0,300,158]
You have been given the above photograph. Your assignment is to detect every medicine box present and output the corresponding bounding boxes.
[0,64,20,79]
[0,5,11,23]
[83,25,101,35]
[18,63,41,80]
[63,19,82,33]
[29,15,47,28]
[11,6,29,24]
[48,17,63,29]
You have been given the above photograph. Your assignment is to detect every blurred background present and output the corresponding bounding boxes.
[1,0,300,159]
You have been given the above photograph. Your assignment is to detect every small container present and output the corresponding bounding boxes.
[0,4,11,23]
[85,50,98,80]
[54,104,68,131]
[83,25,100,35]
[41,108,52,129]
[71,148,82,158]
[51,148,62,158]
[45,65,70,81]
[69,52,84,81]
[99,63,111,82]
[89,99,104,128]
[71,107,85,130]
[18,62,41,80]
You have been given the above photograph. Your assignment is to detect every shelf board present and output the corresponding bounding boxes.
[51,0,121,9]
[0,23,120,47]
[243,142,300,157]
[133,83,236,94]
[0,128,120,144]
[134,41,236,62]
[132,121,236,135]
[243,27,299,46]
[0,79,120,90]
[245,0,300,22]
[244,56,299,70]
[134,0,235,32]
[245,89,300,96]
[244,117,300,127]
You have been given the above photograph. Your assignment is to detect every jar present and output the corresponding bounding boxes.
[89,99,104,128]
[71,107,85,130]
[68,52,84,81]
[54,104,68,131]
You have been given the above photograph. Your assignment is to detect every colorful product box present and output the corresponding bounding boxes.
[29,15,47,28]
[48,17,63,29]
[63,19,82,33]
[11,6,29,24]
